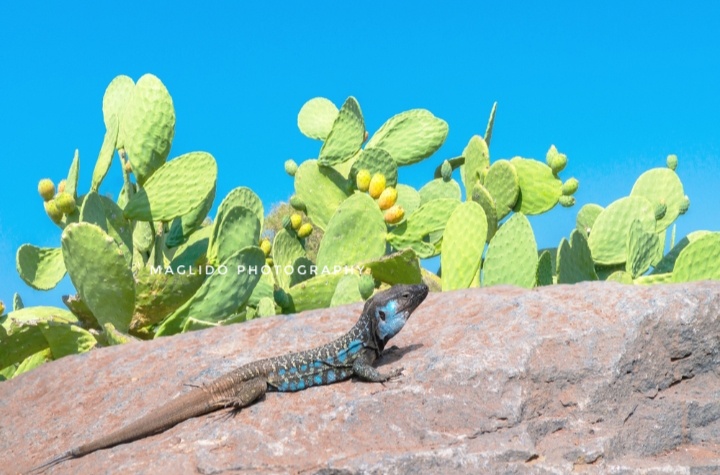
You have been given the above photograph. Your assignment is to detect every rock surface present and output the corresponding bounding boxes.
[3,281,720,474]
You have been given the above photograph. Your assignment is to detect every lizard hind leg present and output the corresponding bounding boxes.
[220,376,268,410]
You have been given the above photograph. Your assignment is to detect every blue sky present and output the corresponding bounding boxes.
[1,2,718,308]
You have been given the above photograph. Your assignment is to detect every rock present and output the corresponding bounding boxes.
[3,281,720,474]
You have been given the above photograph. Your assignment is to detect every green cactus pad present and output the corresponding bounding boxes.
[349,148,398,188]
[635,272,673,284]
[38,321,97,359]
[166,184,216,248]
[387,198,461,258]
[16,245,66,290]
[482,213,538,288]
[484,159,520,219]
[248,271,275,308]
[440,160,452,181]
[294,159,351,230]
[132,220,154,254]
[252,297,274,318]
[155,246,265,336]
[672,232,720,282]
[317,193,386,269]
[587,196,656,266]
[210,187,264,251]
[330,274,364,307]
[290,256,315,286]
[556,230,598,284]
[470,183,499,241]
[272,229,307,290]
[91,115,119,193]
[441,201,488,291]
[214,206,261,264]
[461,135,490,199]
[606,271,634,284]
[363,249,422,285]
[318,97,365,166]
[365,109,448,166]
[576,203,604,237]
[297,97,339,141]
[285,272,344,313]
[358,274,375,299]
[484,102,498,148]
[629,167,685,231]
[419,178,462,205]
[536,250,554,286]
[61,223,135,332]
[13,293,23,311]
[395,184,421,219]
[121,74,175,185]
[651,230,710,274]
[626,219,662,278]
[102,75,134,140]
[561,178,579,196]
[65,149,80,198]
[510,157,562,215]
[80,192,133,262]
[124,151,217,222]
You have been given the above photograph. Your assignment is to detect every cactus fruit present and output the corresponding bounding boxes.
[38,179,55,201]
[297,223,313,238]
[561,178,579,196]
[284,159,298,176]
[54,192,77,214]
[377,187,398,210]
[559,195,575,207]
[289,195,307,212]
[440,160,452,181]
[384,205,405,224]
[44,200,63,224]
[679,195,690,215]
[368,173,386,199]
[0,301,4,315]
[259,238,272,256]
[666,154,678,171]
[57,179,67,194]
[655,201,667,221]
[546,145,567,175]
[356,169,372,192]
[290,213,302,230]
[350,148,398,188]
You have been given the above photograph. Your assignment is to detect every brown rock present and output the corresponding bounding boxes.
[3,282,720,474]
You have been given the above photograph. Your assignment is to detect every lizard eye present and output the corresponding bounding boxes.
[378,310,386,321]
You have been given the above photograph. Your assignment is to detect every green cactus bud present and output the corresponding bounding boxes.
[0,300,4,315]
[655,200,667,221]
[259,238,272,256]
[289,195,307,212]
[297,223,313,238]
[558,195,575,207]
[384,205,405,224]
[377,187,398,210]
[273,287,291,309]
[282,215,293,232]
[546,145,567,175]
[356,169,371,192]
[666,154,678,171]
[440,160,452,181]
[561,177,579,196]
[679,195,690,215]
[358,274,375,300]
[284,159,298,176]
[38,179,55,201]
[368,173,386,199]
[57,179,67,194]
[54,192,77,214]
[290,213,302,230]
[44,200,63,223]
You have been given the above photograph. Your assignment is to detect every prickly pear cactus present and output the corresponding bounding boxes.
[441,201,488,290]
[482,213,538,288]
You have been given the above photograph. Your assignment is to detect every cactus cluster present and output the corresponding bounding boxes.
[3,77,717,380]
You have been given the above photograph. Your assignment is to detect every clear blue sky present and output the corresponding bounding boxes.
[1,2,718,308]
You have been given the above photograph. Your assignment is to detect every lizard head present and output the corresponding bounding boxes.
[364,283,429,349]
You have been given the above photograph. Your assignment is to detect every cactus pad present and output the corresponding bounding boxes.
[536,250,554,286]
[272,229,306,290]
[484,102,498,148]
[387,198,461,258]
[576,203,603,237]
[16,245,67,291]
[461,135,490,199]
[419,178,462,205]
[215,206,262,264]
[124,151,217,222]
[349,148,398,188]
[317,193,386,269]
[510,157,562,215]
[330,274,364,307]
[672,232,720,282]
[482,213,538,288]
[65,149,80,198]
[395,184,421,220]
[285,272,344,313]
[363,249,422,285]
[61,223,135,332]
[470,183,498,240]
[318,97,365,166]
[166,184,216,248]
[441,201,488,290]
[297,97,339,141]
[629,167,685,231]
[625,219,663,278]
[294,159,351,230]
[556,230,598,284]
[587,196,656,266]
[484,159,520,219]
[91,115,119,192]
[102,75,134,138]
[365,109,448,166]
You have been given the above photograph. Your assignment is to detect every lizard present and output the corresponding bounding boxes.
[29,283,429,473]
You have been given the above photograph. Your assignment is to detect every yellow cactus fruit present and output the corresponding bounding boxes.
[377,186,398,210]
[368,173,386,199]
[44,200,63,223]
[259,238,272,256]
[384,205,405,225]
[0,300,5,315]
[54,192,77,214]
[265,257,274,267]
[290,213,303,230]
[57,179,67,194]
[297,223,313,238]
[123,160,132,173]
[38,179,55,201]
[356,169,372,192]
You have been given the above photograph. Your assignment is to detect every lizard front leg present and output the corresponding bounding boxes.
[352,357,404,382]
